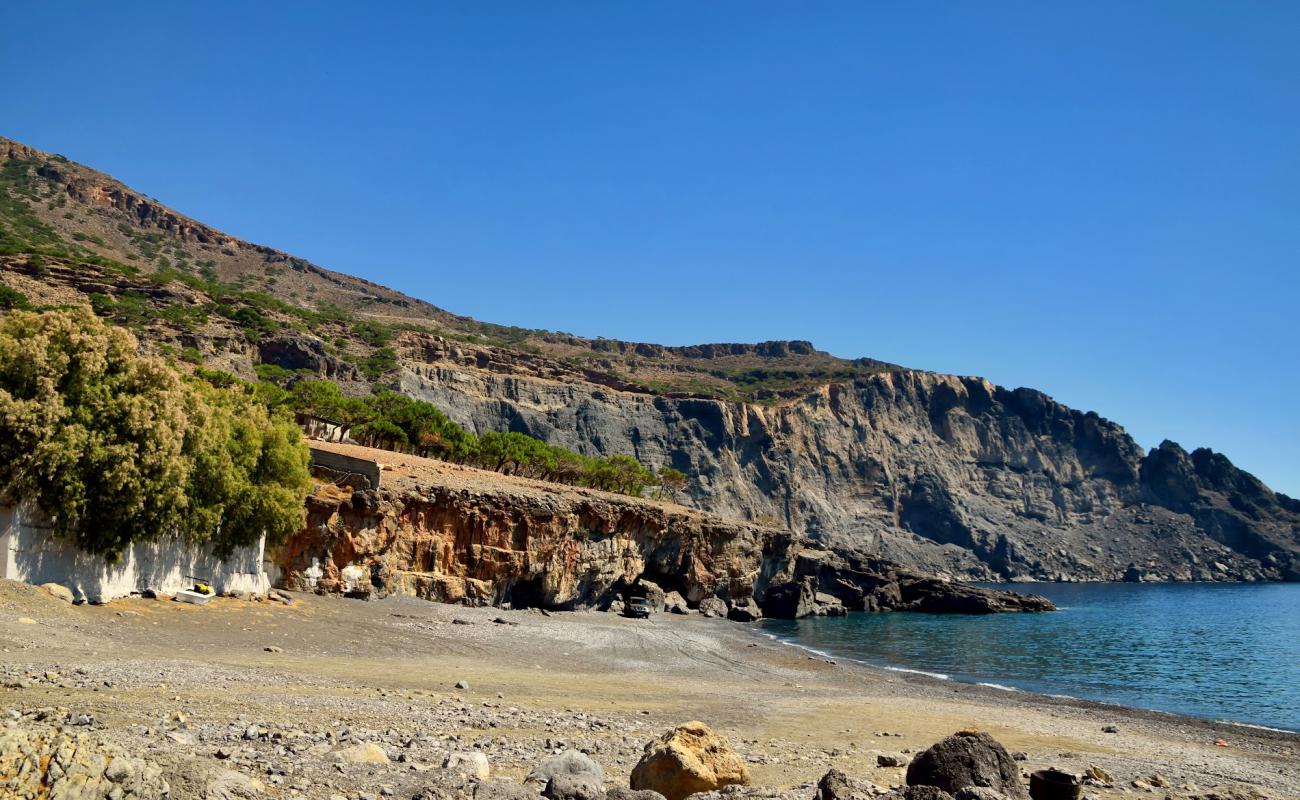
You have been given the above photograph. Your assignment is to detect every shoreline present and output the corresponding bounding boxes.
[751,621,1300,740]
[2,580,1298,798]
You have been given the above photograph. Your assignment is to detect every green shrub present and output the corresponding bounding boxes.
[0,309,310,560]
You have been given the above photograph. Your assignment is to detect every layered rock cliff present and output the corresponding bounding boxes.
[397,350,1300,583]
[3,134,1297,584]
[274,443,1053,615]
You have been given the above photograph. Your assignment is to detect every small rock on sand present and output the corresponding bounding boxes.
[41,583,74,603]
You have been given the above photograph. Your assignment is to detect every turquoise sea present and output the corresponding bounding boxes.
[759,582,1300,732]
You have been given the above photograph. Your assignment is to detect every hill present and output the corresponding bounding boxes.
[2,134,1297,582]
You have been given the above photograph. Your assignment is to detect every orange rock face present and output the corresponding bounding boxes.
[630,721,752,800]
[271,453,796,610]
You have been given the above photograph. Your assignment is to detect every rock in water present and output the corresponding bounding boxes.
[905,731,1028,800]
[527,750,604,788]
[630,721,751,800]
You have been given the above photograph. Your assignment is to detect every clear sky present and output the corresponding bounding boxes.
[3,2,1297,494]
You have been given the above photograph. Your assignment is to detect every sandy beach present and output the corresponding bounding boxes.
[1,581,1296,799]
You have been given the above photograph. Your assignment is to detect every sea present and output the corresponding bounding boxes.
[759,582,1300,733]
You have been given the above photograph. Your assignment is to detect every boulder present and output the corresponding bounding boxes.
[813,592,847,616]
[905,731,1027,799]
[334,742,389,764]
[606,789,668,800]
[40,583,74,603]
[698,597,728,618]
[664,591,690,615]
[760,579,817,619]
[544,774,603,800]
[954,789,1009,800]
[878,752,910,768]
[527,750,604,789]
[630,721,751,800]
[445,751,491,779]
[815,768,881,800]
[726,598,762,623]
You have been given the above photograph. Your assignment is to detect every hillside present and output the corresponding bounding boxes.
[2,134,1297,583]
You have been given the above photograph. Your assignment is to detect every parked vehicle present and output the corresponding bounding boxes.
[625,596,652,619]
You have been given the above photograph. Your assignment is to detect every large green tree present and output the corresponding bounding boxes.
[0,309,311,560]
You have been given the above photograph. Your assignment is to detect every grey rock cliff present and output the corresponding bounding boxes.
[396,346,1299,582]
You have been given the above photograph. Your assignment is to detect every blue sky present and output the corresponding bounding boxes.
[3,2,1297,494]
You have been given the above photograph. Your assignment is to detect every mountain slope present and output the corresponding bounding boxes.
[2,134,1297,582]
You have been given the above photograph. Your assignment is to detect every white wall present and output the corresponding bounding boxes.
[0,504,270,603]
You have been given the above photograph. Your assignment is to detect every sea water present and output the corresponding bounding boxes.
[759,582,1300,732]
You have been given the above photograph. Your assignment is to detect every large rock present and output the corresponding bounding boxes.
[527,750,604,788]
[544,774,602,800]
[815,768,882,800]
[905,731,1027,799]
[334,741,389,764]
[445,750,491,779]
[664,591,690,614]
[698,597,728,618]
[726,598,763,623]
[40,582,74,603]
[630,721,751,800]
[0,723,170,799]
[760,578,818,619]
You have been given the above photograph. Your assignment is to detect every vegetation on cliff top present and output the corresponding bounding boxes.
[0,309,312,560]
[270,378,677,499]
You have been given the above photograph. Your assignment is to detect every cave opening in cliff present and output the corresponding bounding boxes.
[505,576,552,610]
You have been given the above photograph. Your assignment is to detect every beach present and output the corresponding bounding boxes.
[1,580,1296,799]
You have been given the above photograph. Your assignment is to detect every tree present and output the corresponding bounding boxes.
[656,466,689,502]
[0,309,311,561]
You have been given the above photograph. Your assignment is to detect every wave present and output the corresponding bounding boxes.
[977,682,1020,692]
[883,665,951,680]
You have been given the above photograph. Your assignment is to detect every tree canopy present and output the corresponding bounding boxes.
[0,309,311,560]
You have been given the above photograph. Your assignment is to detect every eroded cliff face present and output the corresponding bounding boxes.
[396,347,1300,582]
[274,470,791,609]
[271,445,1053,614]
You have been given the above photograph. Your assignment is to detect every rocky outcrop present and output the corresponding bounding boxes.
[272,444,1052,615]
[399,363,1300,583]
[0,722,171,799]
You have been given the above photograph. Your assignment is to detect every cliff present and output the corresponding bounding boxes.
[275,442,1053,615]
[397,355,1300,583]
[3,134,1298,584]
